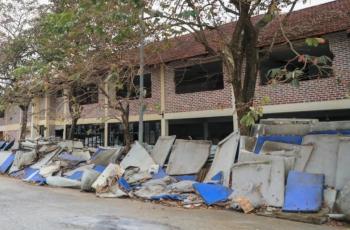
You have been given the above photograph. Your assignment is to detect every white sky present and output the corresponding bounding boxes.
[287,0,335,11]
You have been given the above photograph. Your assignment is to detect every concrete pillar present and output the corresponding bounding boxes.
[161,119,169,136]
[63,89,69,140]
[104,81,109,147]
[160,64,168,136]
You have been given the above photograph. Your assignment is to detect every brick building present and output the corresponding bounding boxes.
[0,0,349,146]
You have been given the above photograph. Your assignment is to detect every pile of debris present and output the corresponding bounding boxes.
[1,119,350,225]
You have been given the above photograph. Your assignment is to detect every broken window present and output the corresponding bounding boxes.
[260,40,334,85]
[73,84,99,105]
[66,123,104,147]
[108,121,161,146]
[174,61,224,94]
[116,74,152,99]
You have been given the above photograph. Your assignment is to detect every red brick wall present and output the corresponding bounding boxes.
[108,66,162,118]
[254,31,350,106]
[164,63,232,113]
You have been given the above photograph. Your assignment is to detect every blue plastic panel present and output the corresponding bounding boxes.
[66,171,84,181]
[254,135,303,154]
[0,153,15,173]
[193,183,232,205]
[283,171,324,212]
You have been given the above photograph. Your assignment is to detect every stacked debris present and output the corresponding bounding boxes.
[1,119,350,225]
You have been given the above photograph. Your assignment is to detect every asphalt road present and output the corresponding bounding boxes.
[0,176,343,230]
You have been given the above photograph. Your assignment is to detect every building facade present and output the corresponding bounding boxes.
[0,0,349,146]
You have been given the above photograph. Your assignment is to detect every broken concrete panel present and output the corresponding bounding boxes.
[39,162,61,177]
[64,164,94,177]
[31,148,61,169]
[167,180,195,193]
[20,141,37,149]
[46,176,81,188]
[134,183,168,199]
[252,124,311,136]
[324,188,337,211]
[150,136,176,166]
[90,146,123,166]
[120,142,156,171]
[58,140,84,150]
[92,164,124,190]
[9,150,37,174]
[260,141,313,171]
[238,151,286,207]
[0,151,14,173]
[0,151,13,167]
[166,139,211,176]
[335,140,350,190]
[231,161,272,207]
[239,136,256,152]
[124,169,152,184]
[259,119,319,125]
[81,169,101,192]
[204,132,239,187]
[71,150,91,161]
[336,181,350,221]
[96,185,127,198]
[254,135,303,154]
[302,135,342,187]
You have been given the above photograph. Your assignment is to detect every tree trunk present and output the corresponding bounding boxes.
[121,103,131,152]
[19,103,30,141]
[68,117,78,140]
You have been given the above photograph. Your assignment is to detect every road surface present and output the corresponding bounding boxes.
[0,176,343,230]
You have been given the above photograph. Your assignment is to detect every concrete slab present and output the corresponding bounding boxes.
[231,161,272,207]
[31,148,62,169]
[166,140,211,176]
[238,151,286,207]
[302,135,341,187]
[92,163,124,190]
[335,140,350,190]
[260,141,313,171]
[120,142,156,171]
[204,132,239,187]
[240,136,256,152]
[150,136,176,166]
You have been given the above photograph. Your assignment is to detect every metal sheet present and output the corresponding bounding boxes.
[150,136,176,166]
[260,141,313,171]
[120,141,156,171]
[204,132,239,186]
[166,139,211,176]
[302,135,341,187]
[283,171,324,212]
[335,140,350,190]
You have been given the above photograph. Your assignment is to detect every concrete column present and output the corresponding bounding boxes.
[63,89,69,140]
[161,119,169,136]
[104,82,109,147]
[160,64,168,136]
[44,94,51,137]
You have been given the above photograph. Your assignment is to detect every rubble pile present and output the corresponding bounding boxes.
[1,119,350,224]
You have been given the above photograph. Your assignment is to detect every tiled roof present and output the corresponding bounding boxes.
[146,0,350,65]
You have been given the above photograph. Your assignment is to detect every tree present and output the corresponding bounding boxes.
[0,0,46,140]
[147,0,328,134]
[36,0,155,148]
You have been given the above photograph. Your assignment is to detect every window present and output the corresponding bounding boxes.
[56,89,63,98]
[73,84,99,105]
[174,61,224,94]
[39,125,45,137]
[116,74,152,99]
[66,124,104,147]
[260,41,334,85]
[0,111,4,118]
